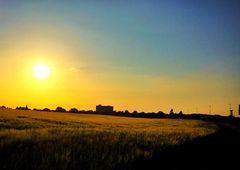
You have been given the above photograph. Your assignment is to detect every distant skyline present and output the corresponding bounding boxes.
[0,0,239,115]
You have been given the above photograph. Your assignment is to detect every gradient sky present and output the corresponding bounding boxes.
[0,0,239,115]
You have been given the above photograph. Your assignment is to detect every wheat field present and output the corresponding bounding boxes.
[0,108,217,170]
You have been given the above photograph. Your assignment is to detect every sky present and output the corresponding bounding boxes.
[0,0,239,115]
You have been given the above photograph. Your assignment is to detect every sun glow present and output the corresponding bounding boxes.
[33,64,51,79]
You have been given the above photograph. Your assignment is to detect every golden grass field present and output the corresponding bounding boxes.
[0,108,218,170]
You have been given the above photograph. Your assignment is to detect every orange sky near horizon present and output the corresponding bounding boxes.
[0,52,238,115]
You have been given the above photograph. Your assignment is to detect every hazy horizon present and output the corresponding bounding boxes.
[0,0,239,115]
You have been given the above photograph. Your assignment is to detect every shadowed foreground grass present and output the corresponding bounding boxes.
[0,108,217,170]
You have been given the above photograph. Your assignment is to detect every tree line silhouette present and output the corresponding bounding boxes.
[0,105,239,126]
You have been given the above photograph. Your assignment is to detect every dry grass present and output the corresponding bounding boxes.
[0,108,218,170]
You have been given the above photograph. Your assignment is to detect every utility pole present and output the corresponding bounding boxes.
[229,104,233,116]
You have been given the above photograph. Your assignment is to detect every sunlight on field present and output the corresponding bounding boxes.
[0,108,217,169]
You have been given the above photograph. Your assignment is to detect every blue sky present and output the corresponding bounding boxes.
[0,0,239,114]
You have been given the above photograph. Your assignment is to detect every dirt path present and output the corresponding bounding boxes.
[134,124,240,170]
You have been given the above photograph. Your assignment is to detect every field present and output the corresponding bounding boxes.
[0,108,217,170]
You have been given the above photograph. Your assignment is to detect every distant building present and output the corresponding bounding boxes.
[96,105,114,113]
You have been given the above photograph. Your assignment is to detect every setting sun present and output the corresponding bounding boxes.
[33,64,51,80]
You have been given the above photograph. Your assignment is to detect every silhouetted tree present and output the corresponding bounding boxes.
[33,108,41,111]
[124,110,130,114]
[132,111,138,114]
[170,109,174,115]
[79,110,86,113]
[139,112,146,117]
[86,110,94,113]
[117,111,124,115]
[56,106,66,112]
[157,111,164,117]
[43,108,51,111]
[132,111,138,117]
[69,108,78,113]
[179,111,183,115]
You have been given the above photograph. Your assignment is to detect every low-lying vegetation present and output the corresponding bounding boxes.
[0,108,217,170]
